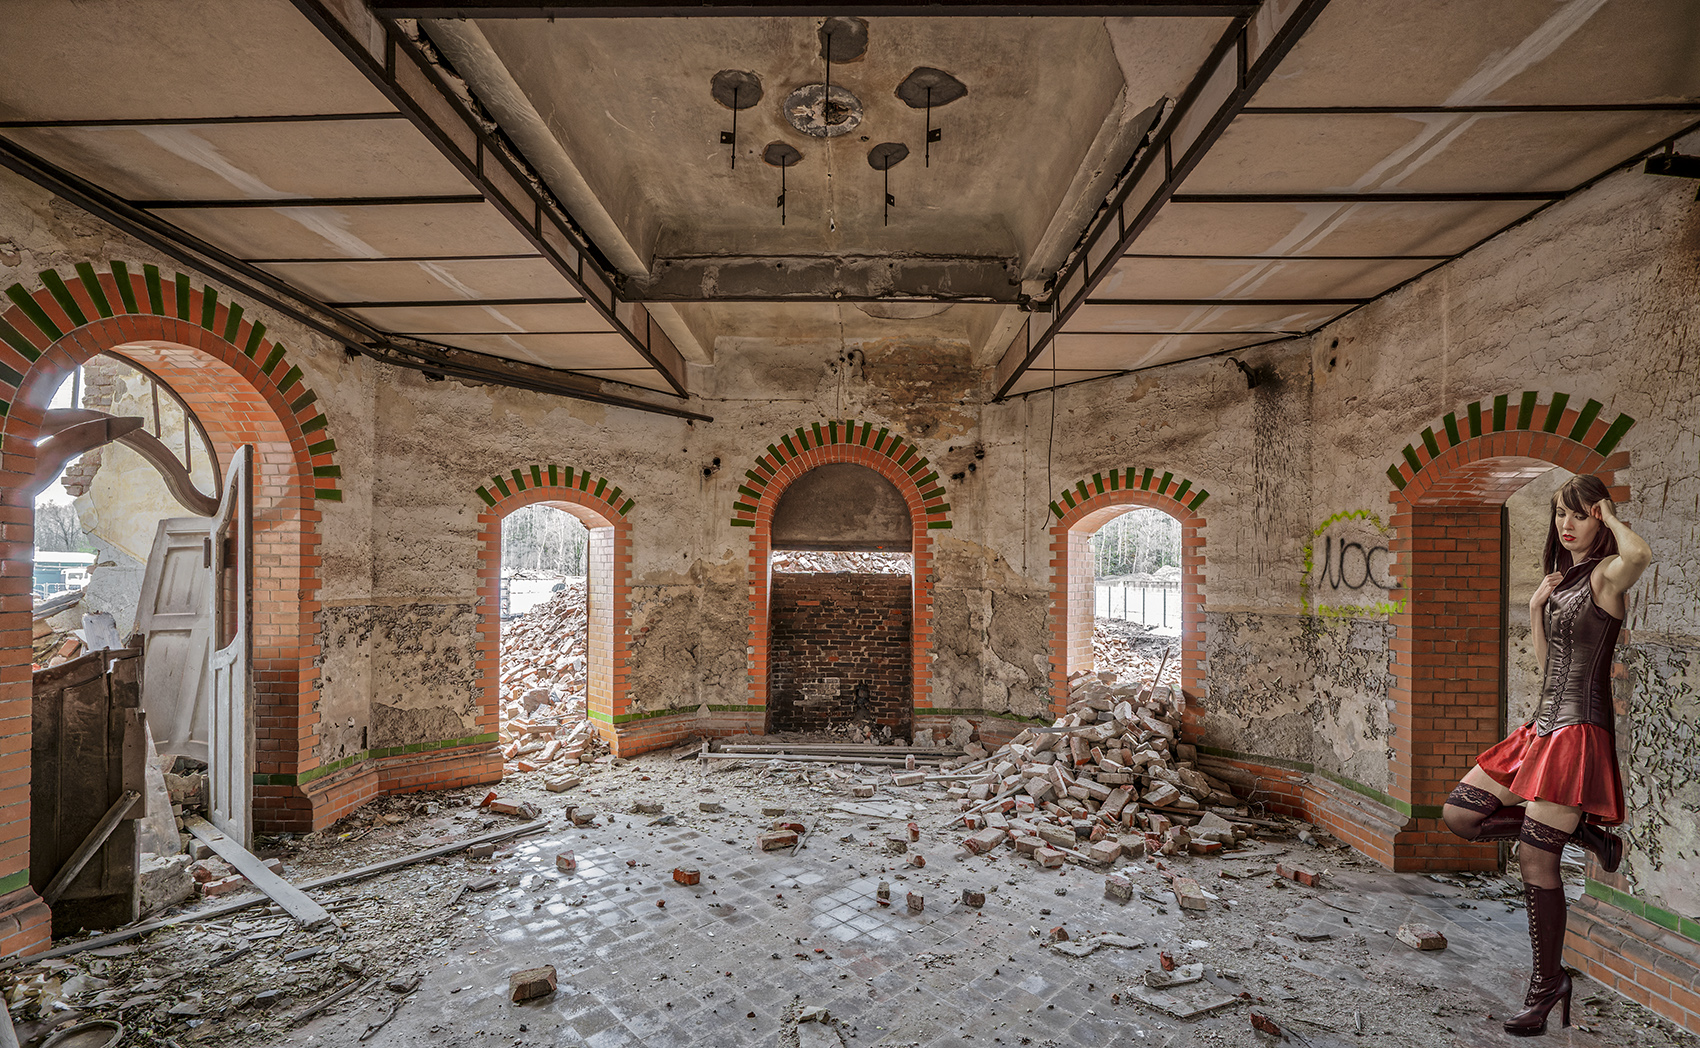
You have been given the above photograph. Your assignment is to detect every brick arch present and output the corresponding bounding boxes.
[737,424,945,729]
[475,465,633,755]
[0,264,344,955]
[1048,469,1208,722]
[1381,390,1633,873]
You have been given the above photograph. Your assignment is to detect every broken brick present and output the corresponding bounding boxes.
[760,831,799,851]
[555,852,576,872]
[509,965,557,1002]
[961,889,985,908]
[672,867,700,886]
[906,891,924,914]
[964,828,1006,855]
[1396,924,1448,950]
[1104,874,1133,903]
[546,776,583,793]
[1172,876,1209,911]
[1276,863,1321,887]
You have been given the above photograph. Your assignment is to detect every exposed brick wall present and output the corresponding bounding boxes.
[1567,892,1700,1034]
[733,424,944,734]
[768,572,912,734]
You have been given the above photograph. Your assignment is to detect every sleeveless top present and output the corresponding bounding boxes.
[1535,557,1622,737]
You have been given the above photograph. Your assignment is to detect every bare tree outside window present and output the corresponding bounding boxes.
[34,501,89,553]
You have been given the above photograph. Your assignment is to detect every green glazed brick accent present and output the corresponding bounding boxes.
[75,262,112,318]
[475,464,634,518]
[253,733,500,786]
[1584,880,1700,945]
[731,420,953,530]
[1389,391,1635,497]
[1049,467,1209,521]
[591,703,764,725]
[1196,745,1438,819]
[0,264,342,499]
[0,870,27,897]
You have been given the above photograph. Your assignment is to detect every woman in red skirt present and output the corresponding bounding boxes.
[1441,473,1651,1037]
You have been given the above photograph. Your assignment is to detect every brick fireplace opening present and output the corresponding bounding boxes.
[764,462,914,737]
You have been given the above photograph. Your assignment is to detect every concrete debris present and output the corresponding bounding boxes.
[1144,962,1204,988]
[508,965,557,1002]
[498,586,605,772]
[1395,924,1448,950]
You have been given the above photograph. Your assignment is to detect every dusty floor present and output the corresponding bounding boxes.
[8,747,1698,1048]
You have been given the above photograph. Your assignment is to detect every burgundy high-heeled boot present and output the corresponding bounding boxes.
[1504,884,1572,1037]
[1572,822,1624,873]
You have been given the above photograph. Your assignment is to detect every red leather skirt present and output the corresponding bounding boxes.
[1477,722,1624,826]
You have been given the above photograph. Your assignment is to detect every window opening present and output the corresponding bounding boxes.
[1089,507,1183,690]
[498,504,596,771]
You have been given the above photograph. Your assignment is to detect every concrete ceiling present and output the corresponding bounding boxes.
[1,0,1696,412]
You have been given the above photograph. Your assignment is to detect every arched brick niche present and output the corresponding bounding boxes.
[1048,470,1208,725]
[733,421,950,738]
[0,263,343,955]
[474,465,632,755]
[1382,390,1632,873]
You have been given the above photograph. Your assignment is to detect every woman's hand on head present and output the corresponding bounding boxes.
[1531,571,1565,609]
[1592,498,1617,523]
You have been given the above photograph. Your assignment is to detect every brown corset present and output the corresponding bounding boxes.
[1535,558,1621,736]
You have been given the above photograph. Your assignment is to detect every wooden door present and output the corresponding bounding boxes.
[207,447,254,848]
[134,518,214,761]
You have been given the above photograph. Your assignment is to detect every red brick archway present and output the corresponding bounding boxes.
[1383,391,1632,872]
[736,425,945,730]
[1048,472,1207,726]
[474,465,631,754]
[0,266,339,956]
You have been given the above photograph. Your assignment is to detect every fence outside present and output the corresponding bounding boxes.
[1095,578,1180,631]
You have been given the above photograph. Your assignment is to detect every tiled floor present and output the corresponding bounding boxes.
[276,799,1691,1048]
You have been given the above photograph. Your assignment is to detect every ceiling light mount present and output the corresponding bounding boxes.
[784,83,864,138]
[711,70,763,169]
[896,68,966,167]
[867,142,909,225]
[764,142,803,224]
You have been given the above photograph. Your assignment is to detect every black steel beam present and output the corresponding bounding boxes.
[254,252,543,263]
[0,112,408,129]
[1169,191,1564,203]
[992,0,1332,401]
[133,194,486,209]
[0,137,711,422]
[289,0,690,396]
[374,0,1255,15]
[1057,328,1298,334]
[1009,333,1294,397]
[329,297,588,308]
[1117,252,1450,261]
[1084,297,1365,305]
[1242,103,1700,115]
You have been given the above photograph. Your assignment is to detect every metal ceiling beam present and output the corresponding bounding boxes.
[1117,252,1450,261]
[373,1,1256,16]
[991,0,1331,400]
[134,194,487,209]
[0,112,408,129]
[1084,297,1364,305]
[289,0,690,397]
[254,252,543,263]
[327,297,588,308]
[1242,103,1700,115]
[630,254,1020,303]
[0,136,712,421]
[1169,191,1564,203]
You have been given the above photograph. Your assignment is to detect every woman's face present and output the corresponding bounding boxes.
[1555,499,1601,556]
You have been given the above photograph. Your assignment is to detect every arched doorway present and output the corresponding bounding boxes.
[1383,391,1631,871]
[1048,472,1208,722]
[0,265,338,954]
[766,463,914,738]
[474,467,631,754]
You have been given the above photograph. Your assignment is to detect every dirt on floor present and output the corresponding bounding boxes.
[5,747,1696,1048]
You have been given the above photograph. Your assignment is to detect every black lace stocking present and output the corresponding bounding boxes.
[1518,817,1572,890]
[1443,782,1505,840]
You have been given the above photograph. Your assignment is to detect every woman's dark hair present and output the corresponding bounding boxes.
[1543,473,1619,573]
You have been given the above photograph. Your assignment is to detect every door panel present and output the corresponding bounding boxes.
[134,517,214,761]
[207,447,253,848]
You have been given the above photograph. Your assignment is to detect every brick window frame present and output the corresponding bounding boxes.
[1047,473,1208,723]
[734,429,944,727]
[0,266,338,953]
[1383,391,1633,872]
[473,467,633,751]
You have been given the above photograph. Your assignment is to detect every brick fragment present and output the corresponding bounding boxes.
[1173,876,1209,911]
[1087,840,1122,865]
[202,875,248,897]
[907,891,924,914]
[851,785,875,798]
[908,853,926,868]
[469,843,497,860]
[892,772,927,787]
[961,889,985,908]
[555,852,576,872]
[546,776,582,793]
[1396,924,1447,950]
[1250,1009,1281,1037]
[1035,847,1065,868]
[885,836,909,855]
[488,798,542,819]
[509,965,557,1002]
[1276,863,1320,887]
[673,867,701,886]
[760,830,799,851]
[964,828,1006,855]
[1104,874,1133,903]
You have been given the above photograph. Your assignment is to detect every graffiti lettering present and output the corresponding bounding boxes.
[1318,536,1395,593]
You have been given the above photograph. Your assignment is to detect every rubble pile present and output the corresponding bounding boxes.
[1092,618,1182,691]
[770,550,911,573]
[496,583,602,773]
[935,669,1254,866]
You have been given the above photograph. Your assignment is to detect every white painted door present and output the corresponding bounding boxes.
[207,447,254,848]
[134,518,215,762]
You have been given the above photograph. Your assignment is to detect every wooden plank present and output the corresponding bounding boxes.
[41,791,139,905]
[7,820,550,963]
[187,816,331,929]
